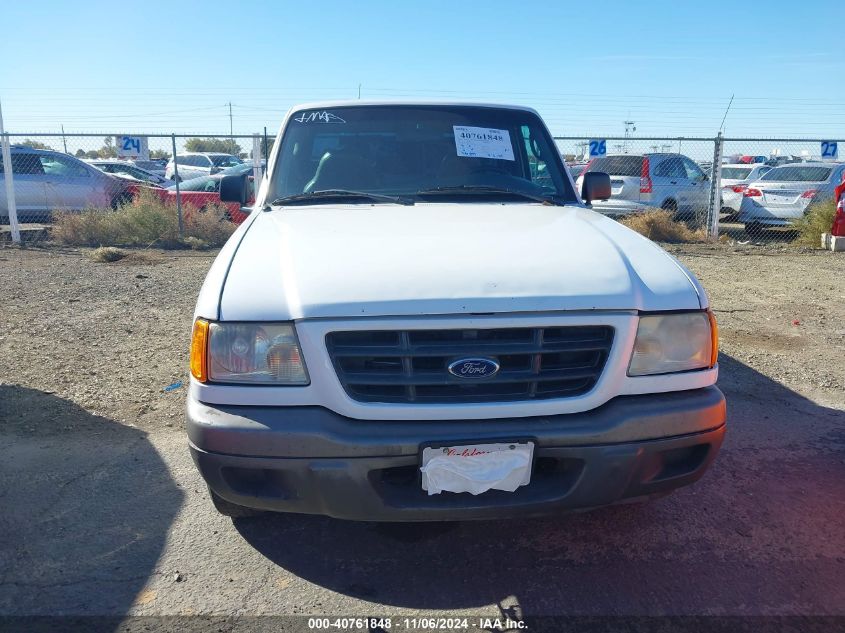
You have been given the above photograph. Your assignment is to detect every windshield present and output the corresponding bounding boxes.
[269,105,574,202]
[721,167,752,180]
[221,163,253,176]
[584,156,643,177]
[722,167,751,180]
[761,166,832,182]
[169,176,219,192]
[212,155,243,168]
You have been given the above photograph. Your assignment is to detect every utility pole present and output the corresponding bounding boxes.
[228,102,234,152]
[358,84,362,99]
[61,125,68,154]
[623,120,636,153]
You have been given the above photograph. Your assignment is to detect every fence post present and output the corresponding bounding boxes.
[171,133,184,239]
[252,133,262,191]
[0,100,21,244]
[707,133,723,241]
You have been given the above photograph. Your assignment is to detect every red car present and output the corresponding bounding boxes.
[832,173,845,237]
[127,164,257,225]
[161,172,255,224]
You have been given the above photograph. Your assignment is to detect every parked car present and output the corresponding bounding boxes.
[131,158,168,177]
[578,153,710,221]
[566,162,589,181]
[720,163,772,218]
[187,101,725,521]
[87,159,171,187]
[765,155,804,167]
[0,146,128,222]
[739,162,845,230]
[738,155,768,165]
[156,163,254,223]
[165,153,243,181]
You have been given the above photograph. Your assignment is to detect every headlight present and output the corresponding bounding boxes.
[628,311,718,376]
[191,320,308,384]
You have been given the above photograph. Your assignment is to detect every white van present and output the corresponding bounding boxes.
[165,152,242,181]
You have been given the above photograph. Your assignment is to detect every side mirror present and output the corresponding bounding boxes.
[581,172,611,204]
[219,174,248,204]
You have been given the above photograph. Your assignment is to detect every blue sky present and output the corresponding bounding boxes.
[1,0,843,144]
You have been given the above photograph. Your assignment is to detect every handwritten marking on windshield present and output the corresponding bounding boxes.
[293,111,346,124]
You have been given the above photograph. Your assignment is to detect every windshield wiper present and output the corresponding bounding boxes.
[271,189,414,206]
[415,185,562,205]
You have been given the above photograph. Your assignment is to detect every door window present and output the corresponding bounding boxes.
[39,154,90,177]
[521,125,556,190]
[681,157,705,181]
[0,154,46,175]
[653,157,686,179]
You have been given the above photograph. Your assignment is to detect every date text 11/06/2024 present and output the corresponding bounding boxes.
[306,616,527,630]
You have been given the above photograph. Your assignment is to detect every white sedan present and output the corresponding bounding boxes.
[720,163,771,217]
[739,162,845,228]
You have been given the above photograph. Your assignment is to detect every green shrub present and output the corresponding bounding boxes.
[51,189,236,248]
[793,198,836,248]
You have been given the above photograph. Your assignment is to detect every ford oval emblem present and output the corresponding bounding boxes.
[448,357,500,379]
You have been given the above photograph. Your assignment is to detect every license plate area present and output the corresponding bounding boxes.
[420,441,535,495]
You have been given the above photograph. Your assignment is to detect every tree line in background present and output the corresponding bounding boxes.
[18,137,252,160]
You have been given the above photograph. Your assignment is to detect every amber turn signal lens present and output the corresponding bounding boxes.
[708,309,719,368]
[190,319,209,382]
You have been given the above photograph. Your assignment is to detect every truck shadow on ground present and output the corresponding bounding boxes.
[235,354,845,614]
[0,385,183,618]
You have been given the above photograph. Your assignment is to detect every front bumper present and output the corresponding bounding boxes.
[739,200,806,225]
[188,386,726,521]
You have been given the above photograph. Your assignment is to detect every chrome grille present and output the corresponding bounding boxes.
[326,326,614,404]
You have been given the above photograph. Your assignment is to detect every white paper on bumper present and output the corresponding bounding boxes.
[420,443,534,495]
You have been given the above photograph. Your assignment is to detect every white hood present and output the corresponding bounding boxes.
[216,203,704,321]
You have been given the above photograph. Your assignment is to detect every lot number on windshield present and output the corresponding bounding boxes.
[589,140,607,157]
[821,141,838,160]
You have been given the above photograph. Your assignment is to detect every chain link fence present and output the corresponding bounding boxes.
[556,135,844,244]
[1,130,841,246]
[0,132,269,245]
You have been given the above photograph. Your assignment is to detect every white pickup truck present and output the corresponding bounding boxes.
[187,102,725,521]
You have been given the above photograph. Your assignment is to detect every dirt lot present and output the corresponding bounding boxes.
[1,243,843,629]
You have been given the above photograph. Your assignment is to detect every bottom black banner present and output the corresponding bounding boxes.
[0,616,842,633]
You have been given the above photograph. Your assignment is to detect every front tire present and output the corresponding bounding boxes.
[209,489,263,518]
[744,222,763,238]
[110,191,133,209]
[662,198,696,226]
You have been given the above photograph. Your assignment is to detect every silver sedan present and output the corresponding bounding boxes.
[1,147,128,222]
[739,162,845,228]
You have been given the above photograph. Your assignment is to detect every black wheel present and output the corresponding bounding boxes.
[661,198,694,225]
[209,489,263,518]
[720,207,739,223]
[744,222,763,238]
[660,199,678,214]
[110,191,133,209]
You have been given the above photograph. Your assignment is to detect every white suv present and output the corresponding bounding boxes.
[187,102,725,521]
[165,152,242,181]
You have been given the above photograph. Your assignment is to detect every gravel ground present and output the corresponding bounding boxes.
[0,243,843,629]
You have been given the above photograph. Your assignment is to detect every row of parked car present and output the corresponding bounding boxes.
[2,144,841,234]
[566,153,845,230]
[0,147,255,224]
